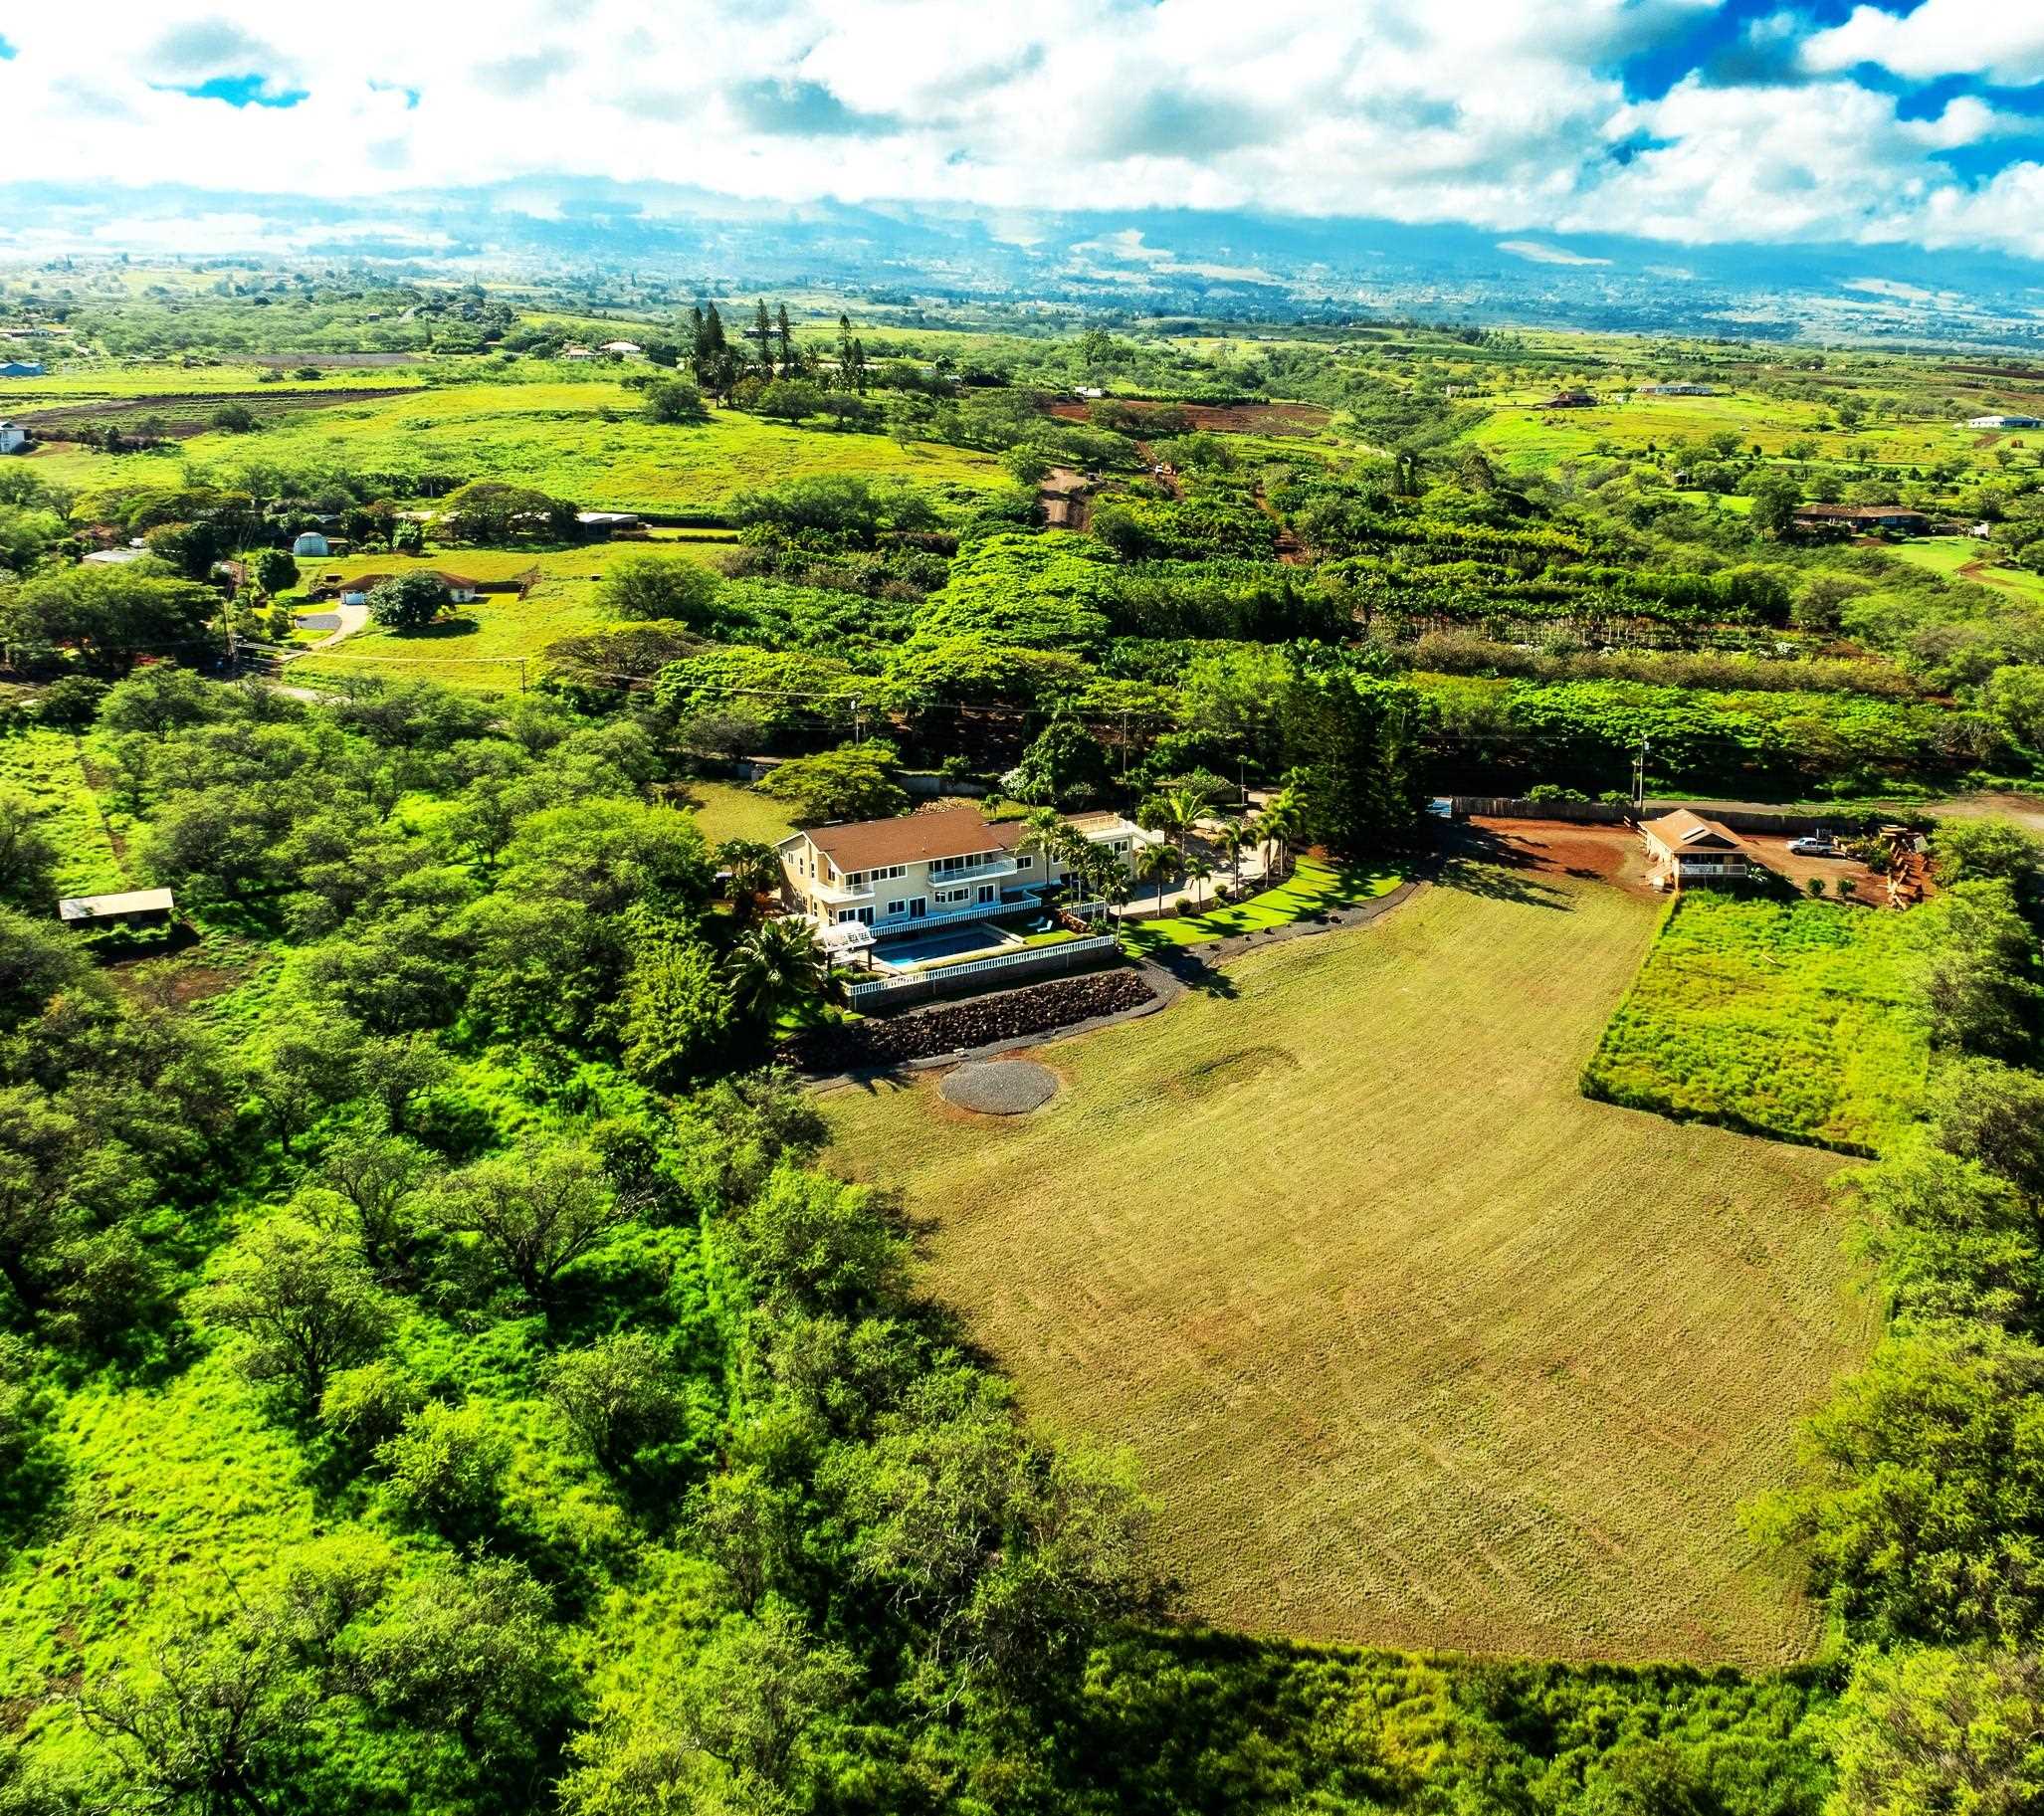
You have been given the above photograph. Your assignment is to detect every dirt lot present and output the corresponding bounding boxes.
[1044,399,1331,435]
[1467,818,1894,905]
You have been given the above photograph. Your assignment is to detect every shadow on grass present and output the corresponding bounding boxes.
[1432,826,1574,910]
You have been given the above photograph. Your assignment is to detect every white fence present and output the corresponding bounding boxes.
[841,933,1121,1008]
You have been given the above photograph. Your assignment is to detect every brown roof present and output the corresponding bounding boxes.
[799,806,1023,873]
[1641,809,1746,855]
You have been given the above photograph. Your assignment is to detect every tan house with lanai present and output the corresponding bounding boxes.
[1640,810,1751,891]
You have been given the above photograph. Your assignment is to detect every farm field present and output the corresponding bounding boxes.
[285,542,727,689]
[102,382,1007,512]
[823,866,1868,1666]
[1582,891,1936,1155]
[1885,535,2044,607]
[0,725,129,898]
[1468,385,1988,474]
[0,362,427,409]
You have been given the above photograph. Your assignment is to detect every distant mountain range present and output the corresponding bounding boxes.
[8,179,2044,349]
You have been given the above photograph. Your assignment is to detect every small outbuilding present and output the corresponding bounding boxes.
[58,887,176,927]
[0,361,45,378]
[1533,389,1597,409]
[1640,811,1750,892]
[0,421,25,455]
[292,531,330,558]
[598,340,643,356]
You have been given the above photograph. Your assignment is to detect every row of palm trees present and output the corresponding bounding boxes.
[1034,778,1313,922]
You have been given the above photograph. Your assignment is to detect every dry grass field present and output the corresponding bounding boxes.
[823,862,1875,1666]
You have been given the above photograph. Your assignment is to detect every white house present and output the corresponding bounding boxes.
[598,339,643,356]
[776,806,1146,953]
[561,346,598,361]
[1638,382,1716,396]
[1967,414,2042,429]
[0,421,25,455]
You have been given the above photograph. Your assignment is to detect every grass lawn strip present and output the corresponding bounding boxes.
[1119,857,1407,952]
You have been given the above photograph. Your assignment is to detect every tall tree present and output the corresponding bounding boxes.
[751,301,775,381]
[776,303,795,376]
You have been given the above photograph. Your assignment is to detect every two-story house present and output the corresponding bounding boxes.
[778,807,1049,947]
[777,805,1160,956]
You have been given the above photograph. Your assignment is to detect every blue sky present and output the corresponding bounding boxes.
[4,2,2044,262]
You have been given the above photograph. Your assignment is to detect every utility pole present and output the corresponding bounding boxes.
[1631,737,1650,818]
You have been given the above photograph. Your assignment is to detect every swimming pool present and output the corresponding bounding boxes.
[873,921,1016,969]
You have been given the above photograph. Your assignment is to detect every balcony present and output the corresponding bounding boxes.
[807,876,875,906]
[926,854,1020,883]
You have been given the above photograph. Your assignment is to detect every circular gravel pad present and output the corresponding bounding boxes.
[939,1059,1058,1115]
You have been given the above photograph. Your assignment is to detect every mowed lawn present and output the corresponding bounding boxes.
[824,869,1870,1666]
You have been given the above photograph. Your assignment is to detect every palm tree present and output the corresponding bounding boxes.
[724,917,829,1024]
[1183,853,1214,911]
[1257,790,1306,883]
[1209,819,1248,892]
[1134,841,1177,917]
[1156,786,1206,862]
[1018,807,1076,911]
[716,838,784,922]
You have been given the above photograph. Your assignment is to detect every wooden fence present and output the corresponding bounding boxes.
[1449,797,1907,837]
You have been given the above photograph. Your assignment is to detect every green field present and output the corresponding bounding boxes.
[284,542,729,690]
[31,382,1009,512]
[670,779,795,848]
[1582,891,1935,1154]
[824,868,1868,1665]
[1469,383,1991,475]
[0,726,129,898]
[1885,535,2044,607]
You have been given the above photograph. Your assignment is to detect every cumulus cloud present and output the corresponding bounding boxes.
[1800,4,2044,88]
[0,0,2042,258]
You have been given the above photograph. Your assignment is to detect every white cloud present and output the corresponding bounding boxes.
[0,0,2040,260]
[1800,4,2044,88]
[1498,241,1612,266]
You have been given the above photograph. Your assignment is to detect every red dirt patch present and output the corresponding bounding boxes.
[1043,399,1330,436]
[1468,818,1654,893]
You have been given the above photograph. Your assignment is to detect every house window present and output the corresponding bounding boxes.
[977,884,997,904]
[933,887,971,906]
[837,907,873,925]
[885,900,911,917]
[1015,856,1033,871]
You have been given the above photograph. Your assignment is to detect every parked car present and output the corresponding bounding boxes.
[1787,835,1846,857]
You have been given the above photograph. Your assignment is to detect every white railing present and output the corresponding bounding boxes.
[842,933,1120,1004]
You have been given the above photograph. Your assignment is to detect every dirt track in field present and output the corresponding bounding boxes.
[1044,399,1331,435]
